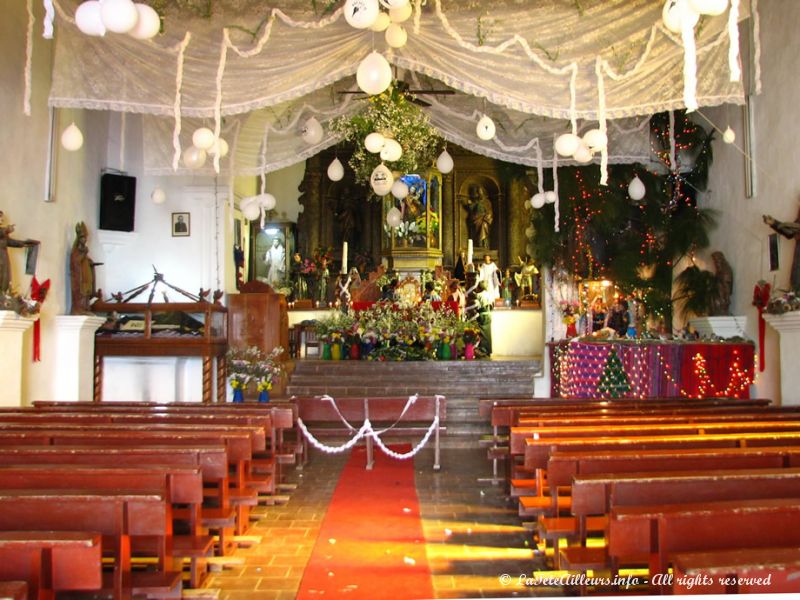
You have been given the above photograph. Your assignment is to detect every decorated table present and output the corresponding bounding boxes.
[548,340,755,399]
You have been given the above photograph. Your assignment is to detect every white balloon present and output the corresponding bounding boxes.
[544,191,557,204]
[687,0,728,16]
[260,193,277,211]
[662,0,699,34]
[61,123,84,151]
[386,206,403,228]
[389,3,413,22]
[75,1,106,36]
[628,175,646,201]
[391,180,409,199]
[476,115,496,141]
[370,163,394,196]
[209,138,229,158]
[356,51,393,96]
[435,149,454,174]
[151,187,166,204]
[100,0,139,34]
[242,199,261,221]
[573,143,594,164]
[525,225,535,239]
[364,132,386,153]
[531,193,546,209]
[192,127,215,150]
[301,117,324,145]
[722,126,736,144]
[380,138,403,162]
[370,12,391,32]
[555,133,581,157]
[327,158,345,181]
[182,146,207,169]
[582,128,608,151]
[128,3,160,39]
[385,23,407,48]
[344,0,380,29]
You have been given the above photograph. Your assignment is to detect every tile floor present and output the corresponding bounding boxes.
[205,447,564,599]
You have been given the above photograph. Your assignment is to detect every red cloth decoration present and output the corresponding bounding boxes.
[752,281,771,372]
[30,276,50,362]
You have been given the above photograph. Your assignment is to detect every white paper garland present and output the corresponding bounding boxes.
[42,0,55,38]
[728,0,741,83]
[171,32,192,172]
[552,134,560,233]
[24,0,35,116]
[681,14,699,112]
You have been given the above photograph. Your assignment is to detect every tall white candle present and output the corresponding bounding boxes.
[342,241,348,274]
[467,238,473,266]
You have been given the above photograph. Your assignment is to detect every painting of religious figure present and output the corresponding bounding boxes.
[249,221,296,291]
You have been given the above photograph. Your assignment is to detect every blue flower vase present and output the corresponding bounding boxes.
[232,388,245,403]
[258,390,270,403]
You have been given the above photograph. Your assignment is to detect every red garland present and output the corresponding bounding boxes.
[30,276,50,362]
[752,281,771,372]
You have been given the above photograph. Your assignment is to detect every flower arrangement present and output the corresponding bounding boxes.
[558,299,581,325]
[330,87,442,190]
[766,290,800,314]
[227,346,285,391]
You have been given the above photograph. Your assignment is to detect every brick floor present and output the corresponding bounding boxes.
[206,447,561,599]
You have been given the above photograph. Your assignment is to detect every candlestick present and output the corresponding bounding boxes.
[342,241,348,274]
[467,238,473,267]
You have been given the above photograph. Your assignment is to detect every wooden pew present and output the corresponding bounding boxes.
[0,532,101,600]
[0,581,27,600]
[292,395,445,470]
[0,490,180,600]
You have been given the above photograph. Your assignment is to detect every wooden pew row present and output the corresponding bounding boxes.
[0,490,180,600]
[516,408,800,428]
[0,532,101,600]
[0,581,27,600]
[0,464,211,589]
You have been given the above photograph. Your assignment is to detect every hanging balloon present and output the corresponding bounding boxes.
[182,146,207,169]
[260,193,277,211]
[380,138,403,162]
[128,3,160,39]
[662,0,699,34]
[573,143,594,164]
[628,176,646,201]
[435,149,454,174]
[391,180,409,199]
[151,187,166,204]
[356,51,393,96]
[192,127,215,150]
[364,132,386,153]
[344,0,380,29]
[722,126,736,144]
[100,0,140,34]
[544,191,557,204]
[370,12,391,32]
[525,225,535,239]
[555,133,581,157]
[61,123,84,151]
[385,23,408,48]
[582,128,608,151]
[327,158,345,181]
[241,198,261,221]
[209,138,229,158]
[531,193,546,209]
[75,1,106,36]
[687,0,728,16]
[476,115,496,141]
[386,206,403,228]
[389,3,413,22]
[301,117,324,145]
[370,163,394,196]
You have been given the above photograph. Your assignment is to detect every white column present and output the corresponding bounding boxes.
[0,311,35,407]
[53,315,106,402]
[764,312,800,406]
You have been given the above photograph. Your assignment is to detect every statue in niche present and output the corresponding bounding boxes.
[710,251,733,316]
[0,210,39,294]
[70,222,101,314]
[459,183,494,249]
[331,183,363,245]
[764,210,800,290]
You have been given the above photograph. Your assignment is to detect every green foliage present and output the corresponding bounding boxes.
[672,264,721,320]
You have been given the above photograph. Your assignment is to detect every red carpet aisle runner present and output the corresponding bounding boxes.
[297,445,433,600]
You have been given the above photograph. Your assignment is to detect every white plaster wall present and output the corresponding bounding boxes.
[702,0,800,404]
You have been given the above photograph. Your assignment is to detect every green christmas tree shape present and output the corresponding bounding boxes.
[596,348,631,398]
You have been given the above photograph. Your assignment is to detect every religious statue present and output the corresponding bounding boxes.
[501,269,515,307]
[290,252,308,300]
[332,184,361,245]
[514,256,539,299]
[764,212,800,290]
[460,184,494,248]
[710,250,733,316]
[336,272,351,313]
[0,210,38,294]
[317,257,330,306]
[477,254,500,302]
[70,222,101,315]
[264,238,286,287]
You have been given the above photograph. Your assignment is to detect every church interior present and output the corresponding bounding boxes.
[2,0,800,598]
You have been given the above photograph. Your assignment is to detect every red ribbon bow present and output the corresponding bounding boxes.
[752,281,771,372]
[30,276,50,362]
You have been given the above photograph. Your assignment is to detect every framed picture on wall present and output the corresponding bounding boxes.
[248,221,296,292]
[172,212,190,237]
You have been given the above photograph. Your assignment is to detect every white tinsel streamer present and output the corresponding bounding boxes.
[171,32,192,172]
[594,57,608,186]
[213,32,230,174]
[413,0,422,35]
[552,135,560,233]
[119,111,126,171]
[319,394,358,432]
[728,0,741,82]
[227,119,242,227]
[297,419,371,454]
[369,416,440,460]
[24,0,35,116]
[681,17,698,112]
[42,0,54,38]
[536,143,544,194]
[752,0,762,94]
[669,110,677,171]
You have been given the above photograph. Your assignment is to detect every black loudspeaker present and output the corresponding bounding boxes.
[99,173,136,232]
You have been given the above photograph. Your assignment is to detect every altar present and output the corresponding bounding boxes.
[549,340,755,399]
